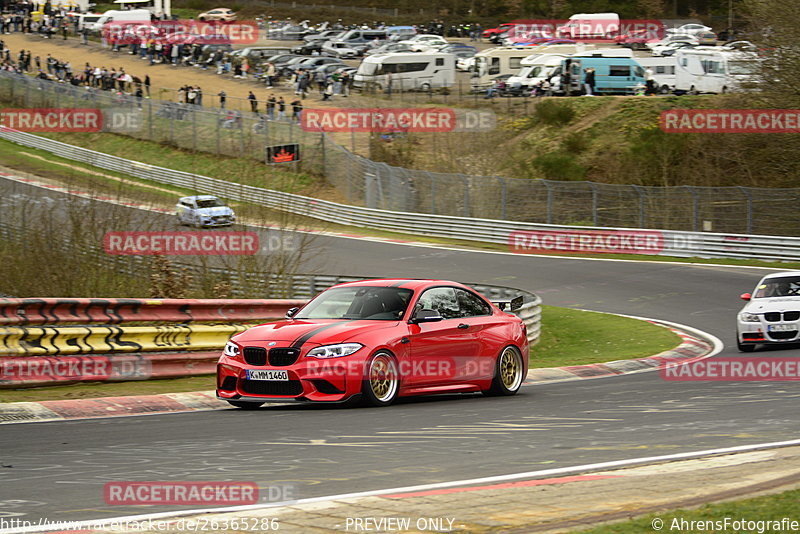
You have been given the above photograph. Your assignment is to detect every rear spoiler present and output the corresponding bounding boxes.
[491,295,524,312]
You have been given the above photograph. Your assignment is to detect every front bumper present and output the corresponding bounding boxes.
[738,320,800,344]
[216,356,363,403]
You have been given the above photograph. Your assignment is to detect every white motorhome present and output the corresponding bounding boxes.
[506,53,567,89]
[674,48,760,94]
[111,0,172,18]
[557,13,620,40]
[471,46,541,88]
[471,44,596,88]
[636,56,677,93]
[354,52,456,91]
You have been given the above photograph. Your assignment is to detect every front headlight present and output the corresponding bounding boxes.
[223,341,240,357]
[306,343,363,359]
[740,312,760,323]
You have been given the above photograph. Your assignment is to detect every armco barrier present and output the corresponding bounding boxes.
[0,285,542,387]
[0,298,306,326]
[1,128,799,261]
[0,324,248,357]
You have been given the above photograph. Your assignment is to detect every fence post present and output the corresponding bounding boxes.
[543,180,554,224]
[147,97,153,141]
[462,174,471,217]
[590,182,599,226]
[497,176,507,220]
[738,186,753,234]
[192,107,197,151]
[685,185,699,232]
[632,185,646,228]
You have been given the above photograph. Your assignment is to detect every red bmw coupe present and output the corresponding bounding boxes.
[217,279,529,408]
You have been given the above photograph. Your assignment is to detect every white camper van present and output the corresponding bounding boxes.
[636,56,677,93]
[674,48,760,94]
[557,13,620,40]
[354,52,456,91]
[506,53,568,89]
[86,9,153,32]
[471,46,547,88]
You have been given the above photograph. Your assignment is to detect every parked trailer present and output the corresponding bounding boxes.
[674,48,760,94]
[353,52,456,91]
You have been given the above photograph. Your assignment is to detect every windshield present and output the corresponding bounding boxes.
[728,60,758,75]
[196,198,223,208]
[754,276,800,298]
[295,286,413,320]
[357,62,378,75]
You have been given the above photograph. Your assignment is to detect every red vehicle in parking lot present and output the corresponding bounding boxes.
[217,279,529,408]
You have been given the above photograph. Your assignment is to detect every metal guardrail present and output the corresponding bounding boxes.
[2,70,800,236]
[1,128,799,262]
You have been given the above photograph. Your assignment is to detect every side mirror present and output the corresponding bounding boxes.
[285,307,299,319]
[740,293,752,301]
[410,308,443,324]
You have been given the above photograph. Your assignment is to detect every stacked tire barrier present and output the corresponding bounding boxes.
[0,286,541,388]
[0,298,304,388]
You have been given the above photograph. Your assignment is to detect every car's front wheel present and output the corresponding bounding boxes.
[737,337,756,352]
[227,400,265,409]
[485,346,524,396]
[361,352,399,407]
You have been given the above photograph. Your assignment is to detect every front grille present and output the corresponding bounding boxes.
[240,379,303,396]
[764,311,800,322]
[269,348,300,366]
[768,331,798,340]
[243,347,267,366]
[219,376,237,391]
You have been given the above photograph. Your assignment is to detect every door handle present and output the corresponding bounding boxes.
[457,323,469,329]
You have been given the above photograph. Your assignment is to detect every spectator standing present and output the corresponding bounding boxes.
[248,90,258,112]
[218,90,226,109]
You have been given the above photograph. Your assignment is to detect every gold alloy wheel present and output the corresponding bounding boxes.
[369,354,397,402]
[499,347,523,391]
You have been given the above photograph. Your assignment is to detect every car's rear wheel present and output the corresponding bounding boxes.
[485,346,524,396]
[361,352,399,407]
[227,400,265,409]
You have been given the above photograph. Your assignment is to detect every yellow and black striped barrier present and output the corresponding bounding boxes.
[0,324,248,357]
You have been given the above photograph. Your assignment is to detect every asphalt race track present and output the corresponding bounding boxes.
[1,176,799,524]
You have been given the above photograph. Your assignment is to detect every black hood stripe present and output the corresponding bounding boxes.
[290,323,342,349]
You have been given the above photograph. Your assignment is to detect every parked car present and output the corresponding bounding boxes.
[303,30,344,43]
[321,40,361,58]
[736,272,800,351]
[398,34,449,52]
[292,41,325,55]
[231,47,292,62]
[176,195,235,228]
[482,22,516,42]
[217,279,529,408]
[283,56,344,76]
[365,42,415,56]
[665,23,713,38]
[197,8,236,22]
[651,40,697,56]
[697,31,718,46]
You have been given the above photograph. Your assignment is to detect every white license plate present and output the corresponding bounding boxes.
[768,324,797,332]
[246,370,289,381]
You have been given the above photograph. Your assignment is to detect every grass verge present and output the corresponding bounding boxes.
[531,305,681,368]
[576,486,800,534]
[0,306,682,402]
